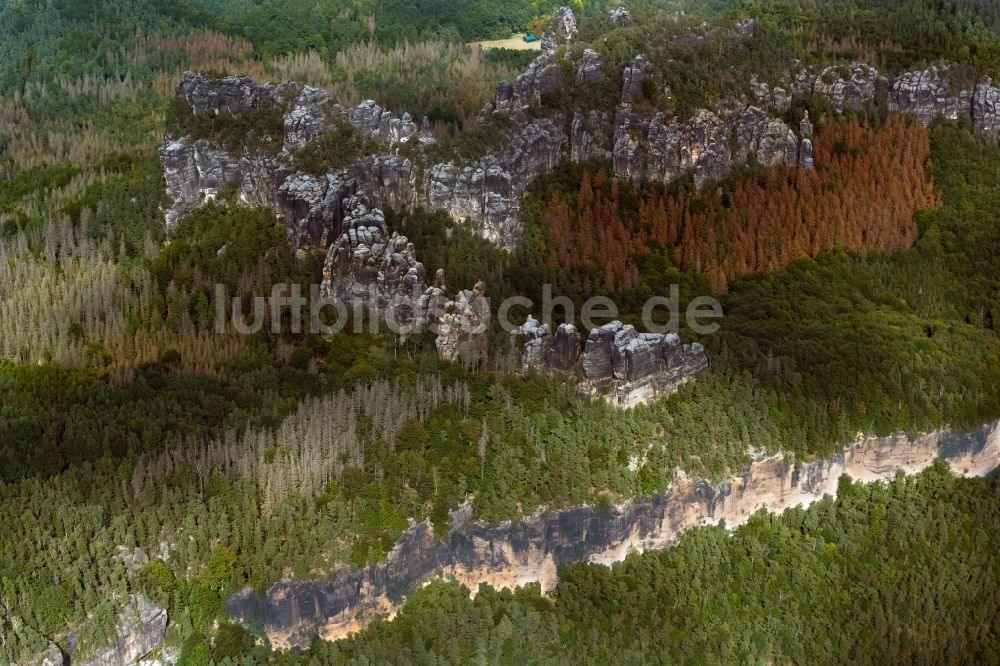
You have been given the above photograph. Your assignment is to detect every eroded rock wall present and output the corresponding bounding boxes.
[228,421,1000,649]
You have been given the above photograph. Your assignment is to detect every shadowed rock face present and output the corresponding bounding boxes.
[226,420,1000,649]
[547,323,581,371]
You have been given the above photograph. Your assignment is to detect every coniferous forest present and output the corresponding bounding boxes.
[2,1,1000,664]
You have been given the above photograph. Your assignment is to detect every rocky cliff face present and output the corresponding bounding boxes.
[321,196,429,329]
[161,10,1000,253]
[159,7,817,251]
[887,66,971,124]
[973,83,1000,134]
[161,78,566,251]
[612,102,805,189]
[228,420,1000,649]
[511,318,708,407]
[580,321,708,407]
[795,63,886,112]
[886,64,1000,132]
[73,595,167,666]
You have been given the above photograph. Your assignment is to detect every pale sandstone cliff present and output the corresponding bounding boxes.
[228,420,1000,649]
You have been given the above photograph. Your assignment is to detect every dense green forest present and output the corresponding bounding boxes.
[2,0,1000,663]
[395,121,1000,448]
[5,111,998,666]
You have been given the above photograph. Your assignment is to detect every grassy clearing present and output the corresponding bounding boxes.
[470,36,541,51]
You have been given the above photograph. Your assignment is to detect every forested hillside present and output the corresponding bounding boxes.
[2,0,1000,664]
[253,465,1000,664]
[541,119,935,291]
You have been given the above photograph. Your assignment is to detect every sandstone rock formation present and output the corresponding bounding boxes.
[548,323,582,371]
[797,62,1000,133]
[887,65,971,124]
[161,7,818,251]
[972,82,1000,134]
[510,319,708,407]
[159,138,274,229]
[228,420,1000,648]
[176,72,299,116]
[162,71,568,251]
[283,86,430,151]
[613,103,805,189]
[580,321,708,407]
[795,62,885,112]
[512,315,551,367]
[751,75,791,112]
[619,54,650,105]
[74,595,167,666]
[321,196,428,330]
[433,281,491,362]
[545,6,578,49]
[576,49,604,83]
[163,11,1000,256]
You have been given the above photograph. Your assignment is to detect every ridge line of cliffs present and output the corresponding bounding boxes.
[160,7,1000,258]
[227,420,1000,649]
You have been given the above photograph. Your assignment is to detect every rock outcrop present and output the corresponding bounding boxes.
[614,104,805,189]
[228,421,1000,649]
[159,139,274,228]
[513,315,551,367]
[972,82,1000,134]
[579,321,708,407]
[887,65,971,124]
[750,76,791,113]
[795,62,885,112]
[545,6,578,50]
[510,319,708,407]
[608,7,631,26]
[576,49,604,83]
[433,281,491,362]
[162,77,567,251]
[800,62,1000,133]
[321,196,428,330]
[160,7,815,251]
[619,54,650,104]
[283,86,431,151]
[547,323,582,371]
[74,595,167,666]
[176,72,299,116]
[161,11,1000,256]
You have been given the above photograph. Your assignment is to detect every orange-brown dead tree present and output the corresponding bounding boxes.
[543,118,935,292]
